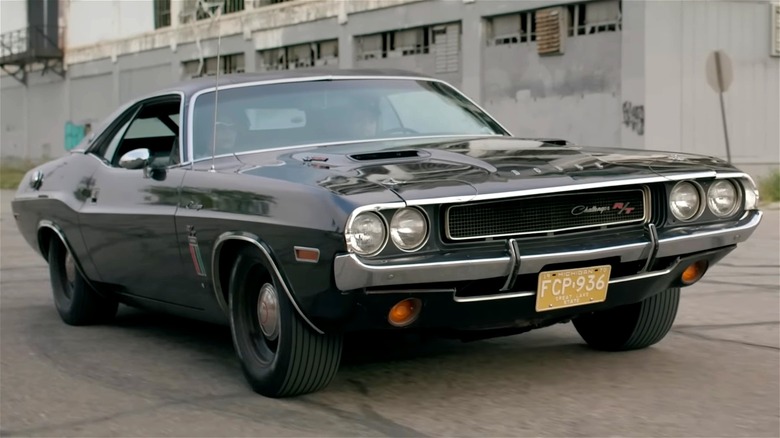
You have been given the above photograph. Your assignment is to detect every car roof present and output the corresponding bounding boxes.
[143,68,437,100]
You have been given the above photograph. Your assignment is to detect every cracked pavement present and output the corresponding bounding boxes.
[1,190,778,437]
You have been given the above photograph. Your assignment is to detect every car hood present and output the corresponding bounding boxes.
[235,136,736,202]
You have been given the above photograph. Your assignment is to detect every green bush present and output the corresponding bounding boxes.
[0,160,38,190]
[758,170,780,203]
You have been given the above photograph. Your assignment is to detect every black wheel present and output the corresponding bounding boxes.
[48,238,118,326]
[573,287,680,351]
[228,246,343,398]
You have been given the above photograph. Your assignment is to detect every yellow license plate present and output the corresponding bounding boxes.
[535,265,612,312]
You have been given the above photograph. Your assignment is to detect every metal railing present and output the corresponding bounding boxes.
[178,0,299,24]
[0,26,63,62]
[252,0,295,8]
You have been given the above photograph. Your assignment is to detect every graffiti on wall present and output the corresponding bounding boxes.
[64,121,92,151]
[622,101,644,136]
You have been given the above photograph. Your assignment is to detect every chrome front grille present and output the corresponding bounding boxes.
[444,187,649,240]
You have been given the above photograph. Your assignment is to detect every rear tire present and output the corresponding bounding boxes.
[48,238,118,325]
[228,246,343,398]
[573,287,680,351]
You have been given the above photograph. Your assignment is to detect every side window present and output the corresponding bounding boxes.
[91,98,181,168]
[87,106,140,161]
[102,117,134,162]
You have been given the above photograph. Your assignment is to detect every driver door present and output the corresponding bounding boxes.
[78,94,193,307]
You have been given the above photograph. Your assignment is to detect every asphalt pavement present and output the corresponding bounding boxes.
[1,189,778,437]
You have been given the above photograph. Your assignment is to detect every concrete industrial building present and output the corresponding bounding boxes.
[1,0,778,178]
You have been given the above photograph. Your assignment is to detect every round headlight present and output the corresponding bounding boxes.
[390,208,429,251]
[707,180,740,217]
[670,181,702,221]
[345,212,387,256]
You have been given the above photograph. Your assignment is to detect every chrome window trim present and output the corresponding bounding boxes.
[443,186,651,241]
[80,91,187,168]
[185,75,512,166]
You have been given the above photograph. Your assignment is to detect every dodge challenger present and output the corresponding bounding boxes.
[11,69,762,398]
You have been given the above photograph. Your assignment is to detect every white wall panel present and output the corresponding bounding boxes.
[1,0,27,34]
[645,0,780,173]
[67,0,155,48]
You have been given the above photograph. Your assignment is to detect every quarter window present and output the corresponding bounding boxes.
[91,98,181,167]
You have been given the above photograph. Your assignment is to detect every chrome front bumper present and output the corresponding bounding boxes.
[333,210,762,292]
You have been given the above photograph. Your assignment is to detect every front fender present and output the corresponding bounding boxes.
[211,231,326,334]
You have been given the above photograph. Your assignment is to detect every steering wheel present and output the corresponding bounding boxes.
[379,127,420,136]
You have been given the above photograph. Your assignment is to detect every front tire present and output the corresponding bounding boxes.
[228,247,343,398]
[48,238,118,325]
[573,287,680,351]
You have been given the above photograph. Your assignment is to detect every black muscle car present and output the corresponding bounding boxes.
[11,69,762,398]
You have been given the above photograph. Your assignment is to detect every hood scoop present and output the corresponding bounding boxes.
[349,150,425,161]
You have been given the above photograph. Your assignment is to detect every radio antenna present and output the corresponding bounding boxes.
[208,1,223,173]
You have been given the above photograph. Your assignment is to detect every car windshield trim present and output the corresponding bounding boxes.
[186,133,505,165]
[184,76,512,164]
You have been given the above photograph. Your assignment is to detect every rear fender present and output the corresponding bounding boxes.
[37,220,99,292]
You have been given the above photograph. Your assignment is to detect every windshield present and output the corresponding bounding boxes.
[189,79,506,161]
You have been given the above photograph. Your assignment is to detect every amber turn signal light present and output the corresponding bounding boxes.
[680,260,708,285]
[294,246,320,263]
[388,298,422,327]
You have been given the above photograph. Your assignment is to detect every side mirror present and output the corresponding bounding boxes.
[118,148,150,170]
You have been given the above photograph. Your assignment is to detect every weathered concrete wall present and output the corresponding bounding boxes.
[67,0,156,48]
[482,33,621,146]
[355,53,463,90]
[618,0,646,150]
[0,0,27,33]
[119,64,173,103]
[643,0,780,178]
[27,77,68,160]
[0,84,27,159]
[1,72,68,160]
[63,0,424,65]
[69,74,115,128]
[2,0,777,181]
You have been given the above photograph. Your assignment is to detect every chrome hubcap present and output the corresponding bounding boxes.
[64,251,76,285]
[257,283,279,341]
